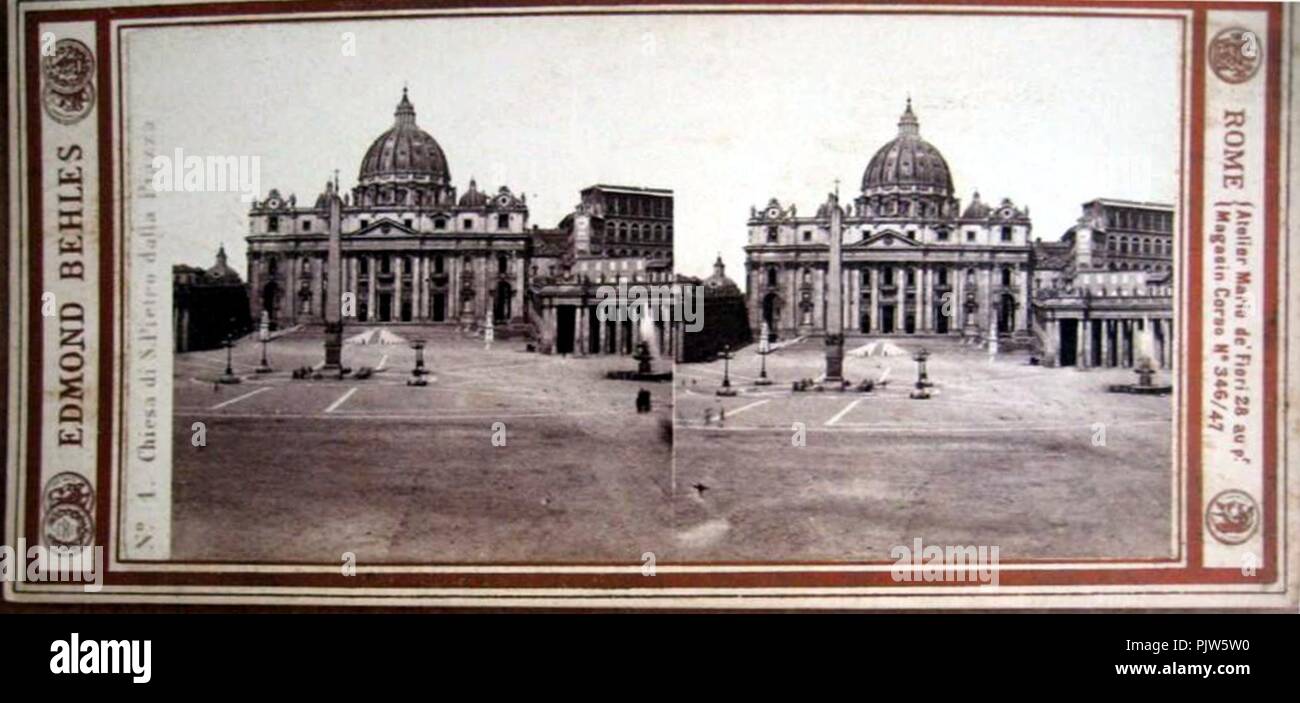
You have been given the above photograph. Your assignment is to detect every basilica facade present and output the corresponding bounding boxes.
[744,101,1034,340]
[246,90,534,331]
[242,90,678,359]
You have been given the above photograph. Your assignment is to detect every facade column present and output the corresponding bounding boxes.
[1016,268,1029,332]
[1075,318,1087,368]
[915,267,925,332]
[1101,319,1112,367]
[577,306,587,356]
[351,257,360,319]
[979,267,992,336]
[1119,320,1131,367]
[514,254,526,323]
[413,253,423,319]
[394,254,404,322]
[843,267,852,332]
[1047,318,1060,366]
[870,265,880,333]
[922,267,932,331]
[367,255,377,321]
[955,268,965,331]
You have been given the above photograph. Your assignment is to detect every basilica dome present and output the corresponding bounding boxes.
[358,89,450,186]
[861,100,953,197]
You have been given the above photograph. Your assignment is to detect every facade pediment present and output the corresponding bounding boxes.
[354,217,415,237]
[851,230,921,248]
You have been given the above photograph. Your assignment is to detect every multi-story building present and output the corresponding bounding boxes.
[563,184,674,260]
[1070,198,1175,273]
[1031,199,1175,368]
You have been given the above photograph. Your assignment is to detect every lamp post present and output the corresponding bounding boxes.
[909,347,930,399]
[755,321,773,386]
[218,332,241,385]
[255,310,273,373]
[407,339,429,386]
[716,344,737,397]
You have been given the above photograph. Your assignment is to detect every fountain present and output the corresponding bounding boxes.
[1107,320,1172,395]
[606,297,672,382]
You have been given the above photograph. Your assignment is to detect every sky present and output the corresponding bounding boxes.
[124,12,1181,281]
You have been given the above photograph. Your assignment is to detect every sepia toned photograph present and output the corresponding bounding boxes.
[2,0,1295,613]
[671,14,1182,562]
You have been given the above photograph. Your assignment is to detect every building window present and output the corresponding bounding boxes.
[404,219,413,229]
[434,255,445,274]
[497,213,509,229]
[359,257,368,275]
[906,269,915,286]
[359,219,369,230]
[434,218,447,230]
[498,254,509,275]
[403,257,412,274]
[463,218,473,230]
[766,267,778,287]
[861,269,870,286]
[302,219,311,232]
[1000,226,1012,242]
[767,226,778,243]
[381,256,392,275]
[907,230,916,240]
[938,268,949,286]
[966,230,976,242]
[1002,267,1013,287]
[803,230,812,242]
[268,216,279,233]
[936,229,949,242]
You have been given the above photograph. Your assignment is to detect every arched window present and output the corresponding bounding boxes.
[497,254,509,275]
[767,267,778,287]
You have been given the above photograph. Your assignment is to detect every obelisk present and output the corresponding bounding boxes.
[322,175,344,371]
[824,191,845,384]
